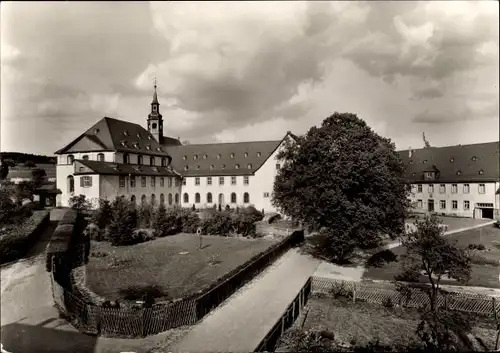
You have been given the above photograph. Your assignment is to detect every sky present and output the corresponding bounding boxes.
[1,1,498,156]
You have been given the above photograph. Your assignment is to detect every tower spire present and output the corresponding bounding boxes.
[152,76,159,104]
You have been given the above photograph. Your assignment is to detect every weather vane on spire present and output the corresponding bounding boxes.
[154,76,157,89]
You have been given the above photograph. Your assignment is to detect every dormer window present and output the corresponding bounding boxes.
[423,160,427,164]
[409,160,413,164]
[121,141,127,147]
[257,152,261,157]
[450,157,455,162]
[217,154,221,159]
[136,134,141,139]
[124,131,129,136]
[244,152,248,158]
[184,166,188,171]
[424,172,435,180]
[457,171,462,176]
[152,167,158,172]
[196,165,200,170]
[221,164,226,169]
[235,164,240,169]
[412,172,416,176]
[133,143,139,149]
[203,154,208,160]
[157,147,162,152]
[230,153,235,159]
[210,165,215,170]
[183,156,187,160]
[193,155,198,160]
[479,169,484,175]
[247,164,252,169]
[146,145,151,150]
[471,156,477,161]
[94,129,99,134]
[148,135,153,140]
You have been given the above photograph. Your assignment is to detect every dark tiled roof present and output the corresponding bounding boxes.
[55,117,173,157]
[398,141,499,183]
[165,140,283,177]
[74,159,179,177]
[160,136,182,146]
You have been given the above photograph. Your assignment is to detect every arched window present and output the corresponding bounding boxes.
[141,195,146,205]
[183,193,189,203]
[123,153,130,164]
[97,153,105,162]
[67,155,74,164]
[150,156,155,165]
[207,192,212,203]
[231,192,237,203]
[175,193,179,204]
[244,192,250,203]
[151,194,156,205]
[131,195,136,204]
[161,157,166,167]
[82,155,89,160]
[160,193,165,205]
[195,193,200,203]
[138,155,143,165]
[67,175,74,193]
[168,193,173,205]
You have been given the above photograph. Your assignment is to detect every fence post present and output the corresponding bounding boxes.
[352,284,357,304]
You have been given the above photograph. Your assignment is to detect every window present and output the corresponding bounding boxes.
[230,153,235,159]
[423,160,427,164]
[450,157,455,162]
[276,164,281,170]
[151,176,155,187]
[183,156,187,160]
[98,153,105,162]
[82,155,89,160]
[479,184,485,194]
[67,155,75,164]
[207,192,212,203]
[210,165,215,170]
[141,195,146,205]
[257,152,261,157]
[235,164,240,169]
[168,193,173,205]
[182,178,186,186]
[417,184,422,193]
[183,193,189,203]
[67,176,74,193]
[244,152,248,158]
[263,192,270,198]
[457,171,462,176]
[221,164,226,169]
[463,184,470,193]
[150,157,155,166]
[151,194,156,205]
[160,177,164,187]
[471,156,477,161]
[244,192,249,203]
[123,153,130,164]
[195,177,200,186]
[119,176,125,188]
[231,176,236,185]
[175,193,179,204]
[203,154,207,160]
[478,169,484,175]
[141,176,146,187]
[451,184,457,193]
[138,155,143,165]
[160,194,165,205]
[79,167,85,172]
[175,178,180,187]
[130,176,136,188]
[439,184,445,193]
[193,155,198,160]
[440,200,446,209]
[219,177,224,185]
[196,165,200,170]
[195,193,201,203]
[247,164,252,169]
[81,176,92,188]
[131,195,136,204]
[168,177,172,187]
[161,158,166,167]
[244,176,249,185]
[417,199,423,208]
[207,177,212,185]
[452,200,458,210]
[217,154,221,159]
[231,192,237,203]
[464,201,470,210]
[428,184,434,193]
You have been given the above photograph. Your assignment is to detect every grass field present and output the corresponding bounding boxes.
[85,234,277,301]
[363,224,500,288]
[285,294,497,350]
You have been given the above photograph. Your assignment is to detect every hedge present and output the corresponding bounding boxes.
[46,211,78,272]
[0,210,50,264]
[58,209,78,225]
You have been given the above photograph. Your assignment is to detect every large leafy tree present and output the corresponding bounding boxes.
[272,112,409,261]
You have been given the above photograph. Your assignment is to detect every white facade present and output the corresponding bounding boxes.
[408,181,499,219]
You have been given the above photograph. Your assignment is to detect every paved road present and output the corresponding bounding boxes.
[169,248,320,352]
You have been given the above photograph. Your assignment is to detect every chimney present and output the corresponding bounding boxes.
[409,147,413,158]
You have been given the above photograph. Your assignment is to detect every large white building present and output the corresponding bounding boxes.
[55,83,293,212]
[400,143,500,219]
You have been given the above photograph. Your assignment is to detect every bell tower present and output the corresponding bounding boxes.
[147,77,163,143]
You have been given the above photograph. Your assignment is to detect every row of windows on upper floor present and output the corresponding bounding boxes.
[413,199,472,211]
[183,152,262,161]
[67,175,180,191]
[409,156,480,165]
[114,191,253,207]
[190,176,251,186]
[412,183,486,194]
[183,163,281,171]
[65,153,169,167]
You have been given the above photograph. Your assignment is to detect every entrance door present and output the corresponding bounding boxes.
[481,208,494,219]
[218,193,224,206]
[428,199,434,212]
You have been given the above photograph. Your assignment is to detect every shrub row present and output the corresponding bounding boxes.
[0,210,50,264]
[46,209,78,272]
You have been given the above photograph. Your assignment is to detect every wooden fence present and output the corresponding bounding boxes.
[50,228,305,338]
[312,277,500,316]
[254,277,312,352]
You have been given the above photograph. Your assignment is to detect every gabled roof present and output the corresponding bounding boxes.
[55,117,173,157]
[398,141,499,183]
[74,160,178,177]
[164,134,293,177]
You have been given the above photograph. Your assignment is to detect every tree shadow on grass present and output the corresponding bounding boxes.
[118,284,170,301]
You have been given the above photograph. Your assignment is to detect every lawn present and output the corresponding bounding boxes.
[85,234,277,302]
[279,294,498,350]
[363,224,500,288]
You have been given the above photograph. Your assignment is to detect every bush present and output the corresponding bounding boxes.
[366,249,397,268]
[1,211,49,264]
[467,243,486,251]
[240,205,264,223]
[84,223,102,241]
[107,197,139,246]
[90,199,113,230]
[179,208,201,233]
[133,228,156,242]
[137,203,154,229]
[203,211,234,236]
[395,268,421,283]
[232,213,257,237]
[69,194,91,211]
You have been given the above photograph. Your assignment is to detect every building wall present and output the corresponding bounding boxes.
[408,181,498,218]
[180,137,288,212]
[57,152,116,164]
